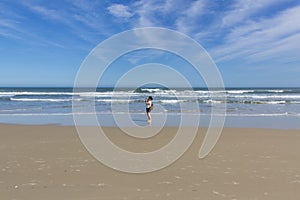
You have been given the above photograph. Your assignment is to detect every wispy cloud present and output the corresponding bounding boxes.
[21,1,112,46]
[131,0,164,27]
[69,0,111,31]
[0,12,56,46]
[0,2,26,40]
[2,0,299,67]
[106,0,206,35]
[175,0,206,34]
[212,5,300,64]
[0,28,21,40]
[104,0,300,68]
[25,4,68,23]
[221,0,286,27]
[106,0,186,27]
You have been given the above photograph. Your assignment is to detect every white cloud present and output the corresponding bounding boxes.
[107,4,133,18]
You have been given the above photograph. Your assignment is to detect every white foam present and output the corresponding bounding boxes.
[96,99,132,103]
[230,95,300,99]
[203,100,224,104]
[267,89,285,93]
[79,91,138,98]
[0,92,74,96]
[227,90,254,94]
[141,88,162,93]
[10,98,76,102]
[265,101,286,104]
[159,99,183,104]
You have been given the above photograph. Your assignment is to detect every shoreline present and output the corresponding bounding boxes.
[1,122,300,131]
[0,113,300,130]
[1,124,300,199]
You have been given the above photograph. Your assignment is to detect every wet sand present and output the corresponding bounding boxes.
[0,124,300,199]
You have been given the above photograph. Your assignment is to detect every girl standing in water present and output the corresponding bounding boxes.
[145,96,153,123]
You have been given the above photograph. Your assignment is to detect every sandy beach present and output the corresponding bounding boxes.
[1,124,300,200]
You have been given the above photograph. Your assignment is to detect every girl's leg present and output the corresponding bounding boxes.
[147,112,151,121]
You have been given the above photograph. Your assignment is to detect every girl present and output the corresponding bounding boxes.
[145,96,153,123]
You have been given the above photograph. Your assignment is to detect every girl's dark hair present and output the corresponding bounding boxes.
[148,96,153,100]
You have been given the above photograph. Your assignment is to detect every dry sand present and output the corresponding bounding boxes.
[0,124,300,199]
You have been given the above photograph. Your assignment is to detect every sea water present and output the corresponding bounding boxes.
[0,87,299,129]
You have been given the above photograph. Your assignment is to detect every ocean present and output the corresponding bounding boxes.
[0,87,299,129]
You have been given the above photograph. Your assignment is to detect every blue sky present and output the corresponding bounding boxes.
[0,0,299,87]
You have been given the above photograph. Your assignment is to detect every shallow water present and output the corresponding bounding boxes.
[0,87,299,129]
